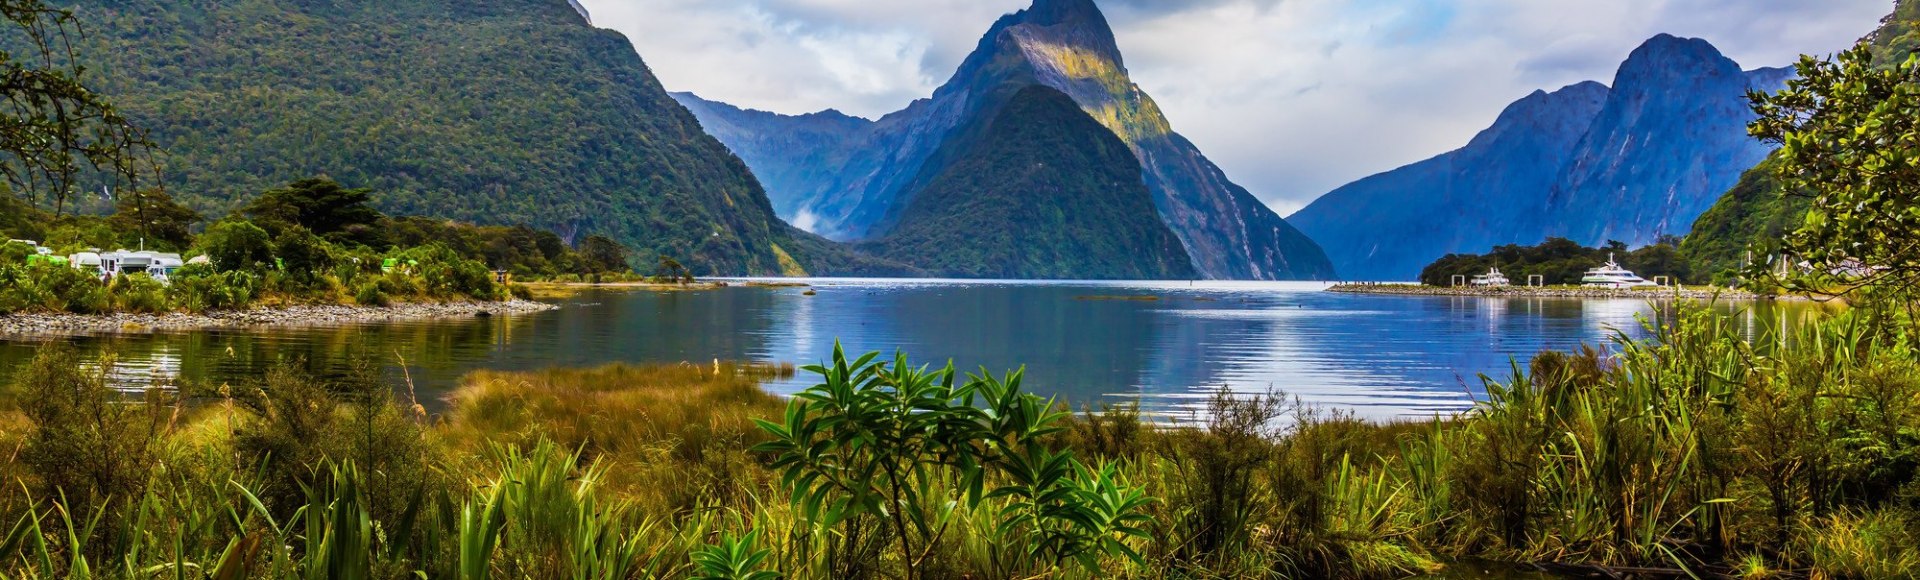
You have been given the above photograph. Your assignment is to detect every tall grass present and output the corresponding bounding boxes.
[0,299,1916,577]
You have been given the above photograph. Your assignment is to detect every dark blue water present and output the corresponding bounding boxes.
[0,280,1826,419]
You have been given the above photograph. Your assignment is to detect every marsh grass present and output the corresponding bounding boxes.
[0,300,1918,578]
[442,362,793,515]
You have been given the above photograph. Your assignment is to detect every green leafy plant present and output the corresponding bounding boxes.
[754,344,1153,579]
[690,529,779,580]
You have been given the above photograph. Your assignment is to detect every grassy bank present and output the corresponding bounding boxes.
[0,299,1915,578]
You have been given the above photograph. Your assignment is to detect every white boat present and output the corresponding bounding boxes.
[1581,254,1656,288]
[1470,266,1510,287]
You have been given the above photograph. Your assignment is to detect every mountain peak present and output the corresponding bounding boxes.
[1611,34,1742,95]
[1624,33,1731,68]
[1022,0,1106,27]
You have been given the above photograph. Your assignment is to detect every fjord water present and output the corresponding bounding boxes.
[0,281,1826,419]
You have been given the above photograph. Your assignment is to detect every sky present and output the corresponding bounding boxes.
[576,0,1892,215]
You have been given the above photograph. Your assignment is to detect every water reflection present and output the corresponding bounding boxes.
[0,281,1832,419]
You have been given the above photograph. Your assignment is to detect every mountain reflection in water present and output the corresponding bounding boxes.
[0,280,1831,420]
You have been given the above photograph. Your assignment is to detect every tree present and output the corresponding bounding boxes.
[1750,47,1920,292]
[274,226,334,283]
[0,192,47,240]
[578,235,628,275]
[242,178,384,241]
[107,188,200,251]
[655,255,693,284]
[0,0,153,216]
[197,220,274,273]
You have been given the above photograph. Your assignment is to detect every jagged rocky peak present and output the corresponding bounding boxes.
[1003,0,1125,67]
[1025,0,1107,25]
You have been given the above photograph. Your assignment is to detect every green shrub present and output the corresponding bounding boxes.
[0,240,31,263]
[166,264,259,312]
[353,280,390,306]
[109,272,172,313]
[0,264,44,312]
[14,347,166,564]
[274,226,336,284]
[392,243,497,300]
[198,220,275,273]
[32,263,110,313]
[755,345,1153,578]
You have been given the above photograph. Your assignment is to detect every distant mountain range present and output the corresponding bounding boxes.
[1289,34,1787,281]
[674,0,1334,280]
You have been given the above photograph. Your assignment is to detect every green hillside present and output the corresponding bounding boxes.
[869,86,1196,279]
[51,0,837,275]
[1679,157,1810,280]
[1683,0,1918,278]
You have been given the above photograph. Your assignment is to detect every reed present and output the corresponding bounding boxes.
[0,299,1914,578]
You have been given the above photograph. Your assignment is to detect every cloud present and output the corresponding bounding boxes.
[579,0,1892,214]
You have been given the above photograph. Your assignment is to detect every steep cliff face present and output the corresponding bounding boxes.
[867,86,1196,279]
[1542,35,1779,247]
[676,0,1334,280]
[1291,34,1786,280]
[1289,82,1610,281]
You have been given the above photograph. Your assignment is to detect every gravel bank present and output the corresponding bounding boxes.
[0,300,558,338]
[1327,284,1769,301]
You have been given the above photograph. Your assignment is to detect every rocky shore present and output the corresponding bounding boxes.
[0,300,558,337]
[1327,283,1768,300]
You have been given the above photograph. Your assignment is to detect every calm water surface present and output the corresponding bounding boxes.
[0,280,1832,419]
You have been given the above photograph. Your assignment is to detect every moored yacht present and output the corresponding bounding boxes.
[1470,266,1510,287]
[1581,253,1656,288]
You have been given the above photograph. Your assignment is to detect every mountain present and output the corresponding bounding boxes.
[674,0,1334,280]
[1286,82,1610,281]
[1542,35,1781,246]
[62,0,871,276]
[1682,0,1920,278]
[865,86,1195,279]
[1290,34,1784,281]
[669,96,874,232]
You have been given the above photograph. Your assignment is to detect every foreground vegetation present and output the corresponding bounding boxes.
[0,293,1915,578]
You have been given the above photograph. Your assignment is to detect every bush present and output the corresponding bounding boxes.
[0,240,31,263]
[14,347,166,563]
[391,243,497,300]
[32,263,110,313]
[109,272,171,313]
[353,280,389,306]
[198,220,275,273]
[230,359,444,526]
[166,264,259,312]
[274,226,336,284]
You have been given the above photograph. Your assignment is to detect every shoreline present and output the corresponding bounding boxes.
[1326,283,1776,301]
[519,280,809,300]
[0,300,558,338]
